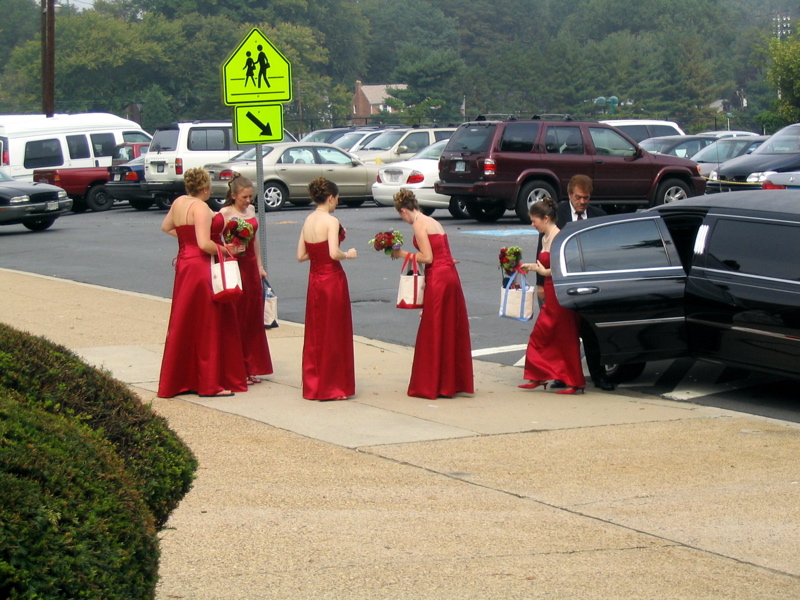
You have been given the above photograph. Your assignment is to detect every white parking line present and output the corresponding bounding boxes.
[471,344,528,357]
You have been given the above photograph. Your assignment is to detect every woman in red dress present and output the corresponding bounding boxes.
[158,168,248,398]
[296,177,358,401]
[217,173,273,385]
[519,197,586,394]
[391,190,474,399]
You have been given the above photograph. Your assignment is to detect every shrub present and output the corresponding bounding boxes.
[0,391,159,599]
[0,323,197,527]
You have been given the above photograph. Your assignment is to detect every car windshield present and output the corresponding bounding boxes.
[752,129,800,155]
[445,124,495,152]
[0,168,14,182]
[640,139,677,154]
[332,132,367,150]
[149,129,179,152]
[692,139,760,163]
[361,130,406,151]
[411,140,447,160]
[229,146,275,161]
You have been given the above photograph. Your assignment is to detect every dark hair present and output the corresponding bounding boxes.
[529,196,557,220]
[223,172,254,207]
[568,174,593,194]
[184,167,211,196]
[393,189,419,212]
[308,177,338,204]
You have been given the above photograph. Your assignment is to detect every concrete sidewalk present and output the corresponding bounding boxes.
[2,268,799,599]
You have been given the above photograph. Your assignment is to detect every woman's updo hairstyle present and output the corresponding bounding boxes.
[529,196,557,221]
[223,172,253,207]
[308,177,339,205]
[393,189,419,213]
[184,167,211,196]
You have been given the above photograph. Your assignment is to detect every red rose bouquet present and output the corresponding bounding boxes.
[224,217,255,247]
[499,246,522,275]
[368,229,404,255]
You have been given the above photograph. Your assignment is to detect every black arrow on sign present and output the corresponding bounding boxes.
[246,111,272,136]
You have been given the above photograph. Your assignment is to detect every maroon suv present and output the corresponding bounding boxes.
[435,118,706,222]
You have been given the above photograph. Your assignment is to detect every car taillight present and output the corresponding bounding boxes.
[54,174,61,184]
[483,158,496,176]
[1,150,8,165]
[175,158,183,175]
[220,170,235,181]
[125,171,139,181]
[762,180,786,190]
[407,170,424,184]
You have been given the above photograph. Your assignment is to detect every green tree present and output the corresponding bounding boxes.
[0,0,38,71]
[767,35,800,123]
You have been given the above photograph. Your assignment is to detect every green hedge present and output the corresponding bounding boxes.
[0,323,197,527]
[0,391,159,599]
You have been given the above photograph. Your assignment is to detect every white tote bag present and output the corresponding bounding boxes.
[499,270,535,321]
[396,254,425,309]
[210,246,243,303]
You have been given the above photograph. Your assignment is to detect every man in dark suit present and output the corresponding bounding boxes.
[535,174,616,391]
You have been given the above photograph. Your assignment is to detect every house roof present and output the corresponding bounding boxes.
[361,84,407,105]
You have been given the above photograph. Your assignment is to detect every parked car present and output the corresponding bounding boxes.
[599,119,685,142]
[106,155,152,210]
[696,130,759,138]
[639,135,717,159]
[436,117,705,223]
[32,142,149,212]
[761,170,800,190]
[143,121,294,209]
[332,129,387,152]
[355,127,457,171]
[204,142,372,211]
[0,167,71,231]
[550,190,800,382]
[692,135,768,177]
[300,127,356,144]
[372,140,468,218]
[706,123,800,192]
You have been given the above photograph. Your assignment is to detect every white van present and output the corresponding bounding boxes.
[599,119,685,143]
[0,113,151,181]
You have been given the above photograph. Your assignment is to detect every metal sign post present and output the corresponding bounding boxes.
[255,144,266,271]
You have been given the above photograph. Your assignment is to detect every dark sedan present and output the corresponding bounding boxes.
[550,191,800,382]
[106,156,154,210]
[0,167,72,231]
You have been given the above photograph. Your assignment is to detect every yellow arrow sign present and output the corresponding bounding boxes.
[233,105,284,144]
[222,28,292,105]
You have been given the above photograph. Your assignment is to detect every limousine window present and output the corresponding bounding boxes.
[706,218,800,281]
[564,219,671,273]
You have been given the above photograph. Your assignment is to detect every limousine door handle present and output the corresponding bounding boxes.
[566,287,600,295]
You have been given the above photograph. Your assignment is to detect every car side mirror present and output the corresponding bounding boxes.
[396,145,408,154]
[351,157,363,166]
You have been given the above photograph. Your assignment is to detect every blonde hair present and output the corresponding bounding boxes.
[393,189,419,212]
[184,167,211,196]
[223,172,254,207]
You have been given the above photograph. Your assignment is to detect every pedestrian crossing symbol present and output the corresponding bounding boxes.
[222,28,292,105]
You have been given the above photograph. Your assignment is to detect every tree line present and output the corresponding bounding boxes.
[0,0,798,135]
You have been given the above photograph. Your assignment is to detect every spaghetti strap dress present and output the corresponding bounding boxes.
[301,239,356,400]
[523,251,586,388]
[407,233,474,399]
[217,214,274,377]
[158,213,248,397]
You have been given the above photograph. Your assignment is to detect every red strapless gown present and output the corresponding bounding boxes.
[301,240,356,400]
[523,252,586,387]
[217,214,273,377]
[407,234,474,399]
[158,222,248,397]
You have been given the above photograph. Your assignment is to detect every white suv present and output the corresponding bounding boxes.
[143,121,293,208]
[355,127,456,174]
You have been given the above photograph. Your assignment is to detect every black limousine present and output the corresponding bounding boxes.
[551,190,800,382]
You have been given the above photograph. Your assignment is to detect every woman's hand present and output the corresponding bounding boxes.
[391,248,405,260]
[344,248,357,260]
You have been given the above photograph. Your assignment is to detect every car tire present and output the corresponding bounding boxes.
[343,199,365,208]
[262,182,287,211]
[23,218,56,232]
[155,194,174,210]
[206,197,225,212]
[128,199,152,211]
[448,196,470,219]
[466,202,506,222]
[654,178,690,206]
[86,185,114,212]
[604,362,646,383]
[421,206,436,216]
[516,180,557,224]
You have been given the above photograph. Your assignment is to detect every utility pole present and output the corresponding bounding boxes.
[41,0,55,117]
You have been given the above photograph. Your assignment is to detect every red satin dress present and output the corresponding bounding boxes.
[301,232,356,400]
[220,215,273,377]
[523,252,586,388]
[158,219,248,397]
[407,234,474,399]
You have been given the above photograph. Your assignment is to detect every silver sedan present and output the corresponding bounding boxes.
[205,142,373,211]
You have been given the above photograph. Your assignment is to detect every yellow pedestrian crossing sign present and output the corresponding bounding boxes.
[222,28,292,105]
[234,104,284,144]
